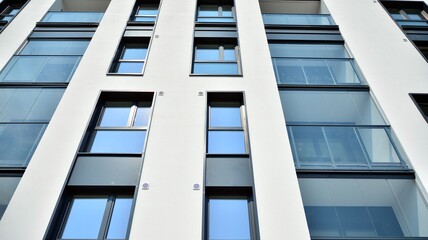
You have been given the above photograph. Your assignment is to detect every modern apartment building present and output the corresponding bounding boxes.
[0,0,428,239]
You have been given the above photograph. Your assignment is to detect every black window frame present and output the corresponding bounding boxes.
[196,0,236,23]
[130,0,160,23]
[410,93,428,123]
[109,38,150,75]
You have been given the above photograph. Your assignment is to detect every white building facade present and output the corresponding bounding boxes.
[0,0,427,239]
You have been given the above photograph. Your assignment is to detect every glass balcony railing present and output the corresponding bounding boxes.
[288,126,407,170]
[41,11,104,23]
[272,58,364,85]
[262,13,335,26]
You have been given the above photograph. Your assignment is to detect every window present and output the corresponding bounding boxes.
[410,93,428,123]
[0,0,27,31]
[40,0,109,23]
[262,14,335,26]
[54,188,134,240]
[193,39,240,75]
[269,43,364,85]
[196,0,235,23]
[84,93,153,154]
[299,178,428,238]
[130,0,160,22]
[207,93,247,154]
[280,90,407,170]
[0,39,89,83]
[205,188,257,240]
[382,1,428,26]
[109,39,149,74]
[0,88,64,167]
[0,176,21,219]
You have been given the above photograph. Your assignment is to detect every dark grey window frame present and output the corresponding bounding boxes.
[0,0,29,32]
[130,0,160,23]
[108,37,150,75]
[204,187,259,240]
[196,0,236,23]
[80,92,154,155]
[206,92,249,155]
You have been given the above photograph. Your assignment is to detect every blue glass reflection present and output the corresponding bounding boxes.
[196,47,220,61]
[61,198,107,239]
[262,14,334,25]
[198,5,219,17]
[106,198,133,239]
[197,17,234,22]
[209,199,251,240]
[193,63,238,74]
[99,102,132,127]
[116,62,144,73]
[210,107,241,127]
[20,40,89,55]
[132,16,156,22]
[41,12,104,23]
[208,131,245,154]
[122,46,147,60]
[88,130,146,153]
[134,106,151,127]
[0,124,46,167]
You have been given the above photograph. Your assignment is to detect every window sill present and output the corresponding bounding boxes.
[106,73,144,77]
[190,73,243,77]
[77,152,144,157]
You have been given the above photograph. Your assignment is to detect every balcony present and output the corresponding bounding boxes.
[272,58,363,85]
[288,126,407,170]
[41,11,104,23]
[262,13,335,26]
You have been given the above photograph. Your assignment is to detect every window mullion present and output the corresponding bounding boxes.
[128,104,138,127]
[98,196,115,240]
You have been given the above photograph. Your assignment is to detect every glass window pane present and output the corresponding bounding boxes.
[369,207,404,237]
[337,207,377,237]
[210,107,241,127]
[106,198,133,239]
[199,5,219,17]
[0,124,46,167]
[196,46,220,60]
[269,44,349,58]
[327,59,362,84]
[324,127,368,166]
[305,207,341,237]
[122,45,147,60]
[99,102,132,127]
[0,177,21,219]
[137,5,158,15]
[289,126,332,166]
[208,198,251,240]
[279,91,386,125]
[25,88,65,121]
[20,40,89,55]
[208,131,246,154]
[36,56,80,82]
[116,62,144,73]
[273,59,306,84]
[302,60,334,84]
[61,198,108,239]
[41,12,103,23]
[197,17,234,22]
[134,105,151,127]
[223,46,236,61]
[87,130,146,153]
[193,63,238,74]
[357,128,401,165]
[133,16,156,22]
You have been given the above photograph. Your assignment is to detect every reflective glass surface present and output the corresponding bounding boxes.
[0,88,64,122]
[269,44,349,58]
[0,177,21,219]
[208,198,251,240]
[0,56,80,83]
[122,45,147,60]
[87,130,146,153]
[223,47,236,61]
[20,40,89,56]
[280,91,386,125]
[198,5,219,17]
[208,131,245,154]
[210,107,241,127]
[0,124,46,167]
[61,198,108,239]
[299,178,428,237]
[41,12,104,23]
[263,14,334,25]
[196,46,220,60]
[289,126,404,169]
[137,5,158,16]
[221,5,233,17]
[133,16,157,22]
[116,62,144,73]
[99,102,132,127]
[193,63,238,74]
[196,17,234,22]
[134,105,151,127]
[106,198,133,239]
